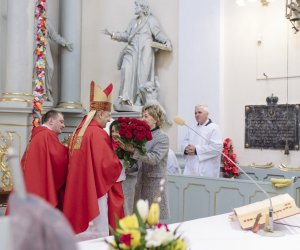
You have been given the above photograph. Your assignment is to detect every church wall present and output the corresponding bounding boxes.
[0,0,7,96]
[177,0,221,152]
[68,0,300,167]
[222,0,300,167]
[1,1,299,168]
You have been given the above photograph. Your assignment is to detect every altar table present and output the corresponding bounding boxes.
[77,212,300,250]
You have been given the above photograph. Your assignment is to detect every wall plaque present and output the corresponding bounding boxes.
[245,103,300,150]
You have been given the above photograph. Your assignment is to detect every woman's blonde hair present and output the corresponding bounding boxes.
[142,104,165,127]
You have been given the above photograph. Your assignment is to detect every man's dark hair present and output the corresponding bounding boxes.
[42,110,63,124]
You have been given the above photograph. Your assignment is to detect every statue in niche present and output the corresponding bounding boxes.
[44,21,73,102]
[104,0,172,112]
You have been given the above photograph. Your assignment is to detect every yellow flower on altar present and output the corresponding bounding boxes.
[147,202,160,226]
[109,199,188,250]
[173,239,187,250]
[118,214,141,247]
[119,214,139,230]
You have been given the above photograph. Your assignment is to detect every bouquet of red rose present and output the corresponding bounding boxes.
[111,117,153,168]
[222,138,239,178]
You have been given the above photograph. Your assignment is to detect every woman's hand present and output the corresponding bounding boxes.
[114,137,135,153]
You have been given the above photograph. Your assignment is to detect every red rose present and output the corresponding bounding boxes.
[222,138,238,178]
[124,131,133,139]
[120,122,128,128]
[135,132,144,142]
[146,131,152,140]
[111,117,153,168]
[119,233,132,246]
[232,167,239,175]
[156,223,170,232]
[128,124,136,130]
[119,128,127,136]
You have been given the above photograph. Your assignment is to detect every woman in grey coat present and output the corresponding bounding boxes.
[119,104,170,220]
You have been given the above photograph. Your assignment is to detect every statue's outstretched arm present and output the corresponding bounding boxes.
[47,21,73,52]
[102,28,113,37]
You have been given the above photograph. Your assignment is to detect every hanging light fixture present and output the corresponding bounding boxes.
[236,0,246,7]
[286,0,300,33]
[284,21,290,155]
[235,0,273,7]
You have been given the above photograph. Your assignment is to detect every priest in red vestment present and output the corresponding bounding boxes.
[63,81,124,236]
[21,110,68,210]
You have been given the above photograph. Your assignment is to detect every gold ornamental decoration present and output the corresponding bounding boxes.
[0,132,14,191]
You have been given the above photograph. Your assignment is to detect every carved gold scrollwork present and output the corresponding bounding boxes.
[0,132,13,191]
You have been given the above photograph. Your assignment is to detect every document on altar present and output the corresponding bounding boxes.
[234,193,300,229]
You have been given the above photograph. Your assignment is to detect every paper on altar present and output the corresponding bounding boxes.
[234,193,300,229]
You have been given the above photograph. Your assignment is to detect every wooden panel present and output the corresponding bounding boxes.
[183,183,210,221]
[166,174,299,224]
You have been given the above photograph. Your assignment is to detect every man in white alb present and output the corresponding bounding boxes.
[182,105,223,177]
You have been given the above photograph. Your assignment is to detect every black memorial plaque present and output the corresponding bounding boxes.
[245,104,300,150]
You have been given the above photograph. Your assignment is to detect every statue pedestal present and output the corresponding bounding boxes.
[112,111,141,120]
[113,103,142,112]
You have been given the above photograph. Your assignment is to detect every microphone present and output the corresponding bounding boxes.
[174,115,284,237]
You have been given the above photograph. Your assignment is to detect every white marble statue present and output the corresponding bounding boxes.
[104,0,172,111]
[139,76,159,106]
[44,21,73,102]
[139,77,172,125]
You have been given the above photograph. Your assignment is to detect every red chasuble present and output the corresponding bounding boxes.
[63,118,124,234]
[21,126,68,209]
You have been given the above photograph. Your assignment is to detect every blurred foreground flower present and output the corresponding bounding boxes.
[136,199,149,222]
[108,200,188,250]
[147,203,160,226]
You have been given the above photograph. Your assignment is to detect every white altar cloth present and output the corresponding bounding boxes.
[77,213,300,250]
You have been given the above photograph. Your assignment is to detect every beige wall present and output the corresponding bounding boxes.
[81,0,179,149]
[222,0,300,167]
[37,0,300,167]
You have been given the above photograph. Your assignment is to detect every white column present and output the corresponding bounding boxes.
[177,0,221,149]
[0,0,34,105]
[57,0,82,109]
[0,0,8,95]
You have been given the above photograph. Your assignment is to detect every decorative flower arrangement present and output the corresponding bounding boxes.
[222,138,239,178]
[32,0,47,127]
[111,117,153,168]
[107,199,188,250]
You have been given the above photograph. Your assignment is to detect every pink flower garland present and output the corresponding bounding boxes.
[32,0,47,127]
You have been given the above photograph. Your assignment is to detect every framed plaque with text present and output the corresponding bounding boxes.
[245,104,300,150]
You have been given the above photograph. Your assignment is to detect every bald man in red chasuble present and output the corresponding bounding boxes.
[63,81,124,236]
